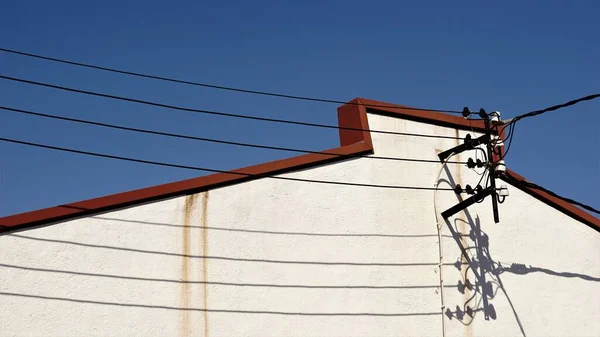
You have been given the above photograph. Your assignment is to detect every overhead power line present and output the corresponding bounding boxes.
[0,136,454,191]
[0,106,466,164]
[0,74,461,140]
[497,93,599,160]
[0,47,463,114]
[508,93,600,126]
[504,171,600,215]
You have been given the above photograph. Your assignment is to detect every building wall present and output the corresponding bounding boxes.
[1,113,598,337]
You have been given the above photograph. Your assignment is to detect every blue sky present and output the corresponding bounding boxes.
[0,1,598,217]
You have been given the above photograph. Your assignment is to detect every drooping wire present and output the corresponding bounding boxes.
[498,123,516,161]
[0,136,456,191]
[0,106,467,164]
[503,171,600,215]
[0,47,464,114]
[0,74,462,140]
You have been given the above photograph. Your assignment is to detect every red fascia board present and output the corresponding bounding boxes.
[356,98,488,133]
[0,99,372,233]
[500,170,600,230]
[1,97,598,233]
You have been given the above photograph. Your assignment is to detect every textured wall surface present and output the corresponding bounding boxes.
[1,113,598,337]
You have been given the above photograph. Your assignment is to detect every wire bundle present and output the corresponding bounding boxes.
[0,47,598,212]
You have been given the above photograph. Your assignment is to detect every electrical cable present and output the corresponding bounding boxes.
[0,136,456,191]
[498,123,515,161]
[504,171,600,215]
[0,74,462,140]
[0,47,464,114]
[508,93,600,125]
[0,106,466,164]
[433,155,454,337]
[495,93,599,159]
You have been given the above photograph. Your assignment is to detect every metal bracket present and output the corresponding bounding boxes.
[441,188,494,219]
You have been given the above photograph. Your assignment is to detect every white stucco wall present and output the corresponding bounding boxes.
[1,112,599,337]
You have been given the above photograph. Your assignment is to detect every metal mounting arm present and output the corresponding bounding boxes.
[441,188,494,219]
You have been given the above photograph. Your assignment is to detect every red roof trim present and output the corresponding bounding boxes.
[0,99,372,233]
[356,98,488,133]
[1,97,598,232]
[500,170,600,230]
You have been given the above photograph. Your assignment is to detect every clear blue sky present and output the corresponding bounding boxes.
[0,1,598,217]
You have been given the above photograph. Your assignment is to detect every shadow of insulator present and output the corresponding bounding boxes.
[484,281,494,298]
[485,303,497,320]
[479,256,492,273]
[509,263,529,275]
[465,279,474,291]
[455,306,465,320]
[479,233,489,248]
[457,280,465,294]
[454,260,462,270]
[466,306,474,318]
[445,308,454,320]
[469,230,476,242]
[469,260,480,270]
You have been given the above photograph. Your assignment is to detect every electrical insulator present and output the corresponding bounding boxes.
[489,111,501,123]
[491,134,504,148]
[462,107,471,118]
[478,108,487,119]
[467,158,486,168]
[465,184,474,195]
[498,185,509,197]
[454,184,462,195]
[495,160,506,174]
[464,134,472,147]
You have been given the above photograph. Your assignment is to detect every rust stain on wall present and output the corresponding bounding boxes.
[200,191,210,337]
[181,193,198,337]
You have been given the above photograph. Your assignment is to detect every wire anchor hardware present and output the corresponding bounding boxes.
[438,109,508,223]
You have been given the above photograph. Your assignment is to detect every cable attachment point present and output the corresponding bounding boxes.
[494,160,506,175]
[498,185,509,197]
[478,108,488,120]
[497,185,509,204]
[442,187,494,219]
[467,158,485,169]
[462,107,471,118]
[454,184,484,195]
[489,111,501,123]
[491,134,504,148]
[438,133,489,162]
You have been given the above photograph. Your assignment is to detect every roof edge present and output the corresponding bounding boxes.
[2,97,597,233]
[356,97,488,133]
[500,170,600,231]
[0,99,372,233]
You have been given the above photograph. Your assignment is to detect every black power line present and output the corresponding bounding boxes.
[0,106,466,164]
[508,93,600,125]
[0,74,461,140]
[0,47,463,114]
[0,136,454,191]
[496,93,599,160]
[504,171,600,215]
